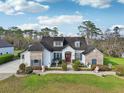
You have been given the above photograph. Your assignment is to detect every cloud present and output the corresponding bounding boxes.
[18,23,41,31]
[0,0,49,15]
[73,0,112,8]
[35,0,61,3]
[37,15,83,26]
[18,15,83,31]
[118,0,124,3]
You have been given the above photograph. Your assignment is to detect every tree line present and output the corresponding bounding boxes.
[0,21,124,57]
[78,21,124,57]
[0,26,61,50]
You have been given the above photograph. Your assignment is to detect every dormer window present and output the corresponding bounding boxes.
[75,41,80,47]
[54,41,63,47]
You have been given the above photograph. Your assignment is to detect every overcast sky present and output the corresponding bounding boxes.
[0,0,124,35]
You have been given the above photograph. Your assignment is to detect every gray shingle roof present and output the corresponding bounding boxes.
[82,46,95,55]
[27,42,43,51]
[40,37,87,51]
[25,37,103,55]
[0,39,13,48]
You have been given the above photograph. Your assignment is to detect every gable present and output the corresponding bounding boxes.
[62,45,75,52]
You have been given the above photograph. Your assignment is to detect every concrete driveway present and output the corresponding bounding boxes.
[0,60,20,80]
[0,60,20,73]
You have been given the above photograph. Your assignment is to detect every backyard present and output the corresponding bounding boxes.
[0,74,124,93]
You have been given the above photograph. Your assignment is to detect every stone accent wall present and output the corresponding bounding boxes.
[30,51,42,60]
[85,49,103,65]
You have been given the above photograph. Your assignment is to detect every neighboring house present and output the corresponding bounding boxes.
[21,37,103,67]
[122,52,124,58]
[0,39,14,55]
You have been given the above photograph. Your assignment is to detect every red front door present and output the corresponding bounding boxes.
[65,52,71,62]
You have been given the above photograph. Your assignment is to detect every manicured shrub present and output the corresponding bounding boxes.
[73,60,80,71]
[0,54,14,64]
[62,62,67,71]
[59,60,63,65]
[19,63,26,71]
[25,66,33,74]
[91,65,111,71]
[115,65,124,76]
[17,63,26,74]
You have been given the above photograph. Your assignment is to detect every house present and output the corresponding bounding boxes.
[122,52,124,58]
[0,39,14,55]
[21,37,103,67]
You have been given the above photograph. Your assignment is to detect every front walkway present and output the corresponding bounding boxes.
[33,70,116,76]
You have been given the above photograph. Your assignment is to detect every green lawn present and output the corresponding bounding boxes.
[104,56,124,66]
[0,74,124,93]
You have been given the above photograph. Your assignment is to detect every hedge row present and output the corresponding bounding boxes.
[0,54,14,64]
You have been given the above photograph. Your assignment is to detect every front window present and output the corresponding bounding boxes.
[54,52,62,60]
[75,41,80,47]
[53,41,63,47]
[92,59,97,65]
[31,60,40,66]
[34,60,39,63]
[75,53,82,60]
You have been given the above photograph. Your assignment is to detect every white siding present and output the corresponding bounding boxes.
[20,46,85,67]
[82,54,85,64]
[75,50,85,63]
[62,46,75,60]
[0,47,14,55]
[122,53,124,58]
[42,49,52,67]
[21,51,30,66]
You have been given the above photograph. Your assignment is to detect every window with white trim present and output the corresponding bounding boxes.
[53,41,63,47]
[75,53,82,60]
[75,41,80,47]
[54,52,62,60]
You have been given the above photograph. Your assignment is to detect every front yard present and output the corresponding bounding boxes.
[0,74,124,93]
[0,56,124,93]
